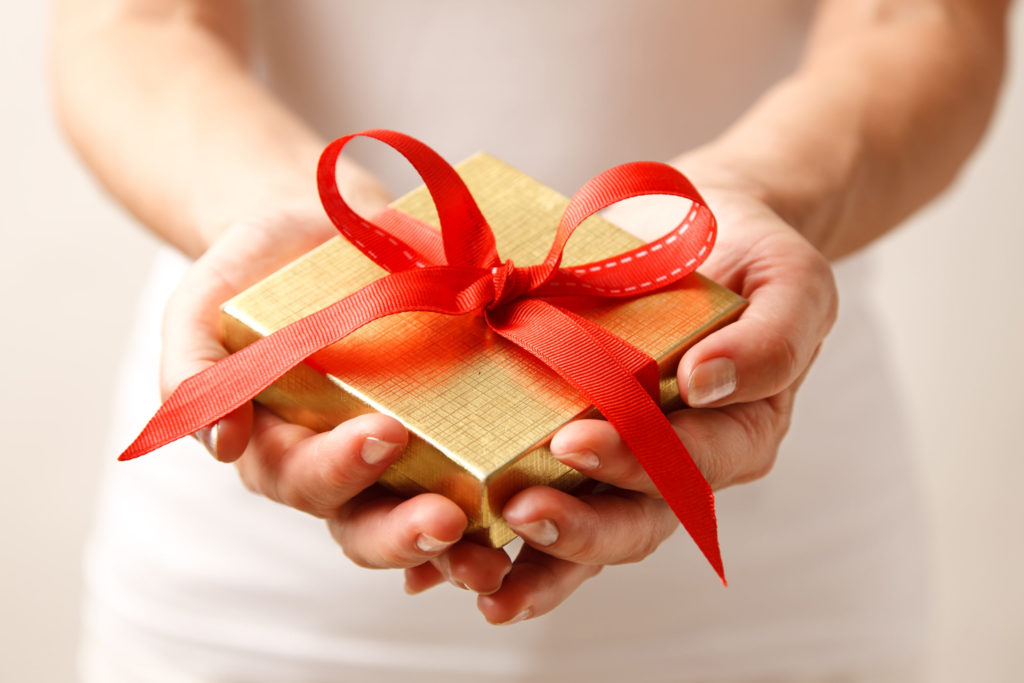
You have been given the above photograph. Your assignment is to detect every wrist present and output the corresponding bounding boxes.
[192,152,392,255]
[674,140,855,259]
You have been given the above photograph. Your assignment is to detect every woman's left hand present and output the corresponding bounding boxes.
[406,185,839,624]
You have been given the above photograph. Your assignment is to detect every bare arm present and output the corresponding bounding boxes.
[681,0,1010,259]
[51,0,386,258]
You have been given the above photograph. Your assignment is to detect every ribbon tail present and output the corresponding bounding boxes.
[551,307,661,403]
[487,299,725,584]
[119,267,492,461]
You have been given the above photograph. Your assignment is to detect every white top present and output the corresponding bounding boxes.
[82,3,927,681]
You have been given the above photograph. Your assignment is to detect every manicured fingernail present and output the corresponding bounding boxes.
[361,436,401,465]
[194,423,220,460]
[415,533,453,554]
[499,608,533,625]
[688,357,737,406]
[554,449,600,471]
[511,519,559,547]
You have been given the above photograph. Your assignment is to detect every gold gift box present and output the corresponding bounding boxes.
[222,154,745,547]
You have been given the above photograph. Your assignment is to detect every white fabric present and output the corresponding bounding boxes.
[81,2,928,681]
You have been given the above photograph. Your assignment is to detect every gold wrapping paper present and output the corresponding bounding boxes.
[222,154,745,547]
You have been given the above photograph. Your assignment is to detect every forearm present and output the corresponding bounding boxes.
[678,0,1010,259]
[51,0,384,257]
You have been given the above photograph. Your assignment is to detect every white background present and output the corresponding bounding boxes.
[2,4,1021,681]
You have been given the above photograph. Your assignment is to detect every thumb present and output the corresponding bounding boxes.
[680,247,836,407]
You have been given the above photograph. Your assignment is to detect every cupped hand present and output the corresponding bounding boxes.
[161,194,511,585]
[467,186,839,624]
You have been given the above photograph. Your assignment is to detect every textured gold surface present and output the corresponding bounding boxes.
[222,154,745,546]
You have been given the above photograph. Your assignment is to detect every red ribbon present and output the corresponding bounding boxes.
[119,130,726,582]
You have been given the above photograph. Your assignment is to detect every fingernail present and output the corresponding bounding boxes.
[554,449,600,471]
[194,423,220,460]
[511,519,559,547]
[415,533,453,554]
[498,608,533,626]
[688,357,737,406]
[361,436,401,465]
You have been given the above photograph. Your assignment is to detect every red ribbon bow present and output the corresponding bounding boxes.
[120,130,726,582]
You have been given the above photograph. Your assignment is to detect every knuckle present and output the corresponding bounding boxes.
[277,465,335,517]
[564,502,604,563]
[235,465,261,495]
[742,441,779,483]
[234,456,270,497]
[581,493,663,564]
[328,518,376,569]
[341,543,378,569]
[629,499,671,562]
[735,400,787,484]
[684,419,728,489]
[278,480,319,516]
[752,452,779,482]
[279,441,359,518]
[569,523,602,564]
[272,474,305,509]
[762,331,801,391]
[803,249,839,329]
[347,555,376,569]
[314,445,360,498]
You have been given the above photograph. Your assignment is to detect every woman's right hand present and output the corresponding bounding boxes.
[160,199,512,591]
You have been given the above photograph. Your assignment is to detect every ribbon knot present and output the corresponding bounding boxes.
[488,260,531,309]
[118,129,728,584]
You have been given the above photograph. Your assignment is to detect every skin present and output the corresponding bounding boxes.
[53,0,1011,625]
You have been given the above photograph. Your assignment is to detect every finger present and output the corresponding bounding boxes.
[327,493,467,569]
[669,396,793,490]
[476,546,601,625]
[428,541,513,595]
[234,411,408,518]
[549,419,660,497]
[503,486,677,565]
[192,404,253,463]
[680,237,837,407]
[551,394,793,496]
[404,562,446,595]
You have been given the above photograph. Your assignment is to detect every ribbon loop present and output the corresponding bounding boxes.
[318,130,499,270]
[528,162,716,298]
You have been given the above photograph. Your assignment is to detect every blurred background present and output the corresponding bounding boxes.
[2,3,1021,681]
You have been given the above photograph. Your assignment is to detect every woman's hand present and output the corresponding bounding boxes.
[160,197,512,588]
[455,186,839,624]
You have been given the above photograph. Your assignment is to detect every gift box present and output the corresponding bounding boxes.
[220,152,745,547]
